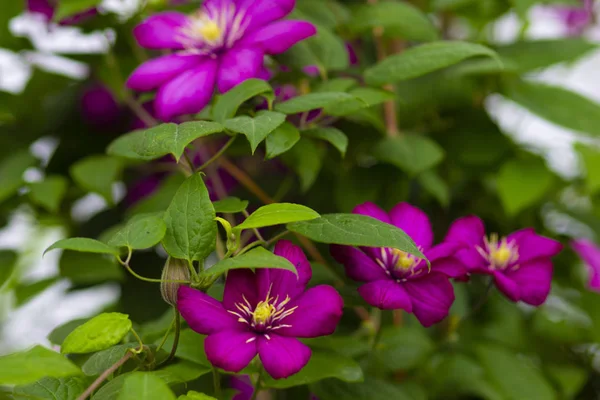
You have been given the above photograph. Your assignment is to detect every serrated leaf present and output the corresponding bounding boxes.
[372,135,445,176]
[61,313,132,354]
[118,373,176,400]
[0,346,81,385]
[288,214,425,260]
[275,92,358,114]
[13,376,86,400]
[0,150,37,203]
[302,127,348,157]
[107,213,167,250]
[212,79,274,122]
[28,175,68,213]
[162,174,217,263]
[82,343,137,376]
[45,238,120,256]
[212,197,249,213]
[224,111,286,154]
[107,121,224,162]
[235,203,320,231]
[70,155,122,204]
[203,247,297,277]
[365,41,500,86]
[265,122,300,159]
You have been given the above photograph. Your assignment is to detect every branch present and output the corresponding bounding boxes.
[76,352,133,400]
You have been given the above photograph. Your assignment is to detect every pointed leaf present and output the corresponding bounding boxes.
[275,92,359,114]
[302,127,348,157]
[82,344,138,376]
[70,155,123,203]
[107,213,167,250]
[13,377,86,400]
[235,203,320,231]
[212,79,274,122]
[118,373,176,400]
[203,247,297,277]
[224,111,286,154]
[0,346,81,385]
[372,136,445,176]
[28,175,68,213]
[212,197,249,214]
[45,238,120,256]
[265,122,300,159]
[0,150,37,203]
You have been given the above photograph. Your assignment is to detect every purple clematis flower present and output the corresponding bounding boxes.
[27,0,98,25]
[330,202,465,327]
[178,240,343,379]
[571,239,600,292]
[127,0,317,121]
[80,83,122,129]
[445,216,563,306]
[553,0,594,36]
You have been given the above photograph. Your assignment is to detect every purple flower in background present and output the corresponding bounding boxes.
[445,216,563,306]
[178,240,343,379]
[230,375,254,400]
[80,84,122,129]
[27,0,97,25]
[553,0,595,36]
[331,202,465,327]
[571,239,600,292]
[127,0,316,120]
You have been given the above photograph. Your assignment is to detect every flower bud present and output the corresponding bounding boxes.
[160,257,191,306]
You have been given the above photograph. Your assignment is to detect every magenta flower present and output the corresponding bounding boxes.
[127,0,316,121]
[331,202,465,327]
[178,240,343,379]
[27,0,97,25]
[445,216,563,306]
[553,0,594,36]
[80,83,122,129]
[571,239,600,292]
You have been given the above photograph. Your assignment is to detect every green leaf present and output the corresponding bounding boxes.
[475,343,557,400]
[0,150,36,203]
[310,377,422,400]
[15,278,58,306]
[372,136,445,176]
[288,214,425,260]
[45,238,120,256]
[263,351,363,389]
[61,313,132,354]
[503,79,600,137]
[158,329,210,367]
[576,143,600,194]
[365,41,500,86]
[162,174,217,263]
[303,127,348,157]
[316,78,357,93]
[60,251,124,284]
[265,122,300,159]
[212,79,274,122]
[496,158,554,216]
[323,87,396,116]
[107,213,167,250]
[48,319,89,346]
[107,121,224,162]
[127,174,185,217]
[372,326,434,371]
[151,361,211,385]
[224,111,286,154]
[546,364,588,400]
[234,203,320,231]
[282,22,349,71]
[0,346,81,385]
[178,392,217,400]
[282,138,325,192]
[275,92,358,114]
[118,373,176,400]
[350,1,438,41]
[13,377,86,400]
[203,247,297,277]
[82,343,137,376]
[212,197,249,214]
[0,250,17,287]
[54,0,101,21]
[418,170,450,207]
[70,155,122,204]
[28,175,68,213]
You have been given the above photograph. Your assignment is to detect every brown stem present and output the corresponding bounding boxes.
[219,157,273,205]
[125,95,158,128]
[77,352,133,400]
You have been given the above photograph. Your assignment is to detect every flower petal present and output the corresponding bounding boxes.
[126,54,205,91]
[352,202,390,224]
[330,244,389,282]
[431,257,468,278]
[237,0,296,31]
[276,285,343,338]
[258,334,311,379]
[445,215,485,246]
[389,202,434,250]
[155,58,218,121]
[426,242,460,262]
[217,47,265,93]
[256,240,312,301]
[205,330,258,373]
[27,0,54,19]
[508,228,563,264]
[572,239,600,292]
[178,286,241,335]
[403,272,455,327]
[239,20,316,55]
[223,269,259,311]
[504,259,554,306]
[493,271,520,303]
[358,280,413,312]
[133,12,188,50]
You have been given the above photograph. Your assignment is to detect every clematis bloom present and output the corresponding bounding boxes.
[571,239,600,292]
[553,0,594,36]
[27,0,98,25]
[127,0,316,120]
[331,202,465,327]
[178,240,343,379]
[445,216,563,306]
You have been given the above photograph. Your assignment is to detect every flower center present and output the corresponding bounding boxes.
[181,12,224,46]
[477,233,519,270]
[391,248,416,271]
[252,300,276,325]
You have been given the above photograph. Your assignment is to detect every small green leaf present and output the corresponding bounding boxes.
[372,135,445,176]
[263,351,363,389]
[70,155,122,204]
[0,150,36,203]
[496,158,554,216]
[118,373,176,400]
[107,121,224,162]
[203,247,297,277]
[212,197,249,214]
[178,392,217,400]
[323,87,396,116]
[45,238,120,256]
[212,79,274,122]
[365,41,500,86]
[82,343,137,376]
[61,313,132,354]
[162,174,217,263]
[302,127,348,157]
[28,175,68,213]
[576,143,600,194]
[282,138,325,192]
[282,22,349,71]
[275,92,358,114]
[0,250,17,287]
[60,252,123,284]
[224,111,286,154]
[288,214,425,260]
[235,203,320,231]
[107,213,167,250]
[0,346,81,385]
[265,122,300,159]
[13,376,86,400]
[418,170,450,207]
[54,0,101,21]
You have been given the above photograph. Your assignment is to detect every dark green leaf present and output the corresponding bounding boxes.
[234,203,320,231]
[28,175,68,213]
[151,361,211,385]
[203,247,297,277]
[212,197,249,214]
[54,0,101,21]
[265,122,300,159]
[302,127,348,157]
[158,329,209,367]
[372,326,434,371]
[61,313,132,354]
[45,238,119,256]
[0,250,17,288]
[107,213,167,250]
[127,174,185,217]
[497,39,597,72]
[310,377,422,400]
[0,150,36,203]
[275,92,358,114]
[372,136,445,176]
[70,155,122,204]
[0,346,81,385]
[224,111,286,154]
[13,377,86,400]
[60,251,123,285]
[162,173,217,263]
[82,343,138,376]
[282,23,349,71]
[418,170,450,207]
[282,138,325,192]
[546,364,588,400]
[576,143,600,194]
[118,373,176,400]
[212,79,274,122]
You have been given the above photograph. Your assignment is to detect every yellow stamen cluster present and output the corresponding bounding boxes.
[478,233,519,270]
[391,248,415,270]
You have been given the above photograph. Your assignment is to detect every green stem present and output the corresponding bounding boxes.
[118,253,191,284]
[165,312,181,364]
[130,328,144,354]
[183,150,196,173]
[212,367,222,398]
[156,311,177,353]
[250,367,264,400]
[266,230,291,247]
[236,240,266,256]
[199,136,237,171]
